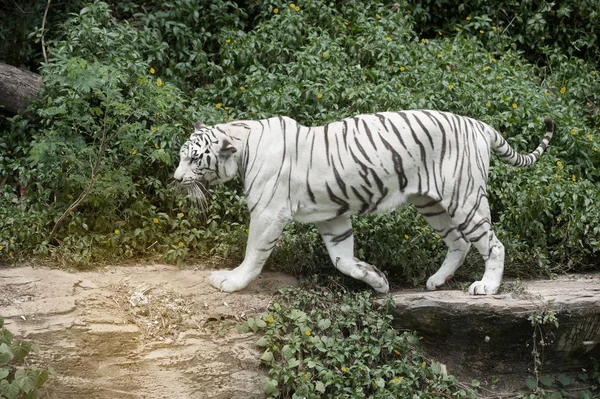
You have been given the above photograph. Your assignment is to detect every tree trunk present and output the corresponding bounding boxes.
[0,62,42,114]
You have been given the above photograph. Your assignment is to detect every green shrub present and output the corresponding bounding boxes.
[0,317,53,399]
[238,284,474,398]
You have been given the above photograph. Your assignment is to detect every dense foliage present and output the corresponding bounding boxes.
[238,285,475,398]
[1,0,599,286]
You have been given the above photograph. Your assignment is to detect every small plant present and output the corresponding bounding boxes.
[0,317,53,399]
[238,282,475,398]
[526,304,559,394]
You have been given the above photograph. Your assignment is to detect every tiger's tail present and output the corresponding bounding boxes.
[490,116,554,167]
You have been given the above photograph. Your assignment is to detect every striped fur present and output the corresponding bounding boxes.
[174,110,553,295]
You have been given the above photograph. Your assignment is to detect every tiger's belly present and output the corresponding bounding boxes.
[292,191,409,223]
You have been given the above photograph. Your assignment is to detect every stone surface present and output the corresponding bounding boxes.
[389,274,600,378]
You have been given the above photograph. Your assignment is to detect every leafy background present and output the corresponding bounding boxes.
[0,0,599,288]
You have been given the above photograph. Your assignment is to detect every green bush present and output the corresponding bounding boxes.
[0,317,53,399]
[238,284,474,398]
[0,0,598,286]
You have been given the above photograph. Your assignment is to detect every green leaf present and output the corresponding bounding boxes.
[11,341,31,362]
[317,318,331,330]
[263,379,278,396]
[471,379,481,388]
[0,367,9,380]
[0,379,21,399]
[540,375,554,387]
[315,381,325,393]
[557,374,572,387]
[0,329,13,346]
[0,343,14,364]
[525,378,537,391]
[255,337,269,347]
[259,350,273,363]
[36,369,49,388]
[287,357,300,368]
[14,368,35,393]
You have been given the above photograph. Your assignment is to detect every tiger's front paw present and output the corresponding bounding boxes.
[209,270,250,293]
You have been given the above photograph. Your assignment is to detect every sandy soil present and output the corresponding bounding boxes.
[0,264,297,399]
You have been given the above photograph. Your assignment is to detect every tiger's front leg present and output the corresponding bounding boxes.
[315,216,389,293]
[209,212,288,292]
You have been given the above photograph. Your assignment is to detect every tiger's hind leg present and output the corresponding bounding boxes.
[456,190,504,295]
[413,197,471,291]
[315,216,389,293]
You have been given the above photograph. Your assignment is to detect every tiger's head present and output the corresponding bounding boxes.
[174,122,239,205]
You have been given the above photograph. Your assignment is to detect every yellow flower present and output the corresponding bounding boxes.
[437,53,443,58]
[404,234,409,239]
[273,8,279,13]
[322,51,327,57]
[421,361,427,367]
[483,66,490,71]
[447,84,454,89]
[588,135,593,140]
[155,143,159,149]
[541,36,545,41]
[225,39,231,43]
[153,218,159,224]
[557,160,563,166]
[399,66,405,72]
[435,234,440,239]
[517,234,521,239]
[228,117,233,121]
[178,241,184,247]
[216,103,222,109]
[394,349,400,355]
[267,316,274,323]
[592,71,597,75]
[240,86,245,91]
[317,93,323,99]
[0,245,3,251]
[544,92,549,97]
[421,38,427,43]
[289,3,295,8]
[560,87,566,94]
[151,127,157,133]
[386,36,391,41]
[149,67,155,74]
[9,252,13,258]
[131,149,137,155]
[359,366,363,371]
[341,367,348,373]
[486,103,491,107]
[376,13,381,19]
[303,373,308,379]
[273,345,278,350]
[512,103,518,109]
[178,212,184,218]
[466,16,471,20]
[496,75,502,80]
[438,31,443,35]
[156,79,163,87]
[455,27,460,32]
[66,194,72,199]
[545,185,550,191]
[594,147,598,152]
[572,175,577,183]
[305,330,311,336]
[114,229,120,235]
[392,377,403,383]
[295,5,300,11]
[479,30,484,34]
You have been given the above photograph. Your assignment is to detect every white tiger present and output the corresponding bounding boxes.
[174,110,553,295]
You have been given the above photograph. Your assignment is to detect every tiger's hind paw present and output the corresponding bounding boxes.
[468,279,500,295]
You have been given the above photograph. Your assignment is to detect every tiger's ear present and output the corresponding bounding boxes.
[194,122,207,130]
[220,139,237,155]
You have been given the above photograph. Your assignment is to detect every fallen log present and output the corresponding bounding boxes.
[0,62,42,114]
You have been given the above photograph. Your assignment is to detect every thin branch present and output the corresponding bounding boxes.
[49,110,127,239]
[41,0,52,64]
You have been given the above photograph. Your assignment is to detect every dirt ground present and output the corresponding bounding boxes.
[0,264,297,399]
